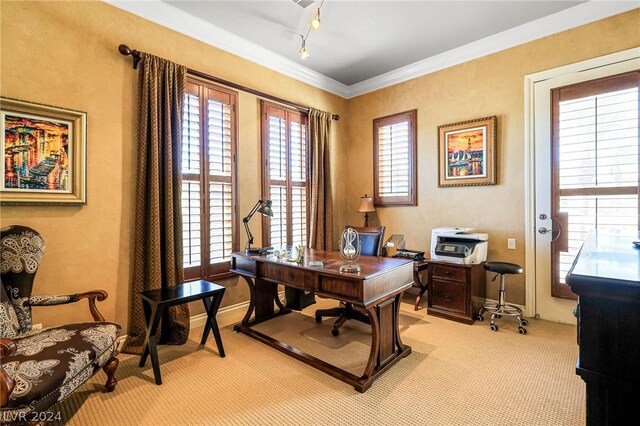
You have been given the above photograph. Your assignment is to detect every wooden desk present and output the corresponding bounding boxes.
[139,280,226,385]
[231,249,413,392]
[566,231,640,425]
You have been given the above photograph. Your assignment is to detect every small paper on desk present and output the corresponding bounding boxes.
[308,261,324,268]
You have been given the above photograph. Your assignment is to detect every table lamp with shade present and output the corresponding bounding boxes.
[357,194,375,227]
[243,199,273,254]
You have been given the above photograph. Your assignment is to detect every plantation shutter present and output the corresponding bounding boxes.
[181,78,238,281]
[182,85,202,271]
[552,71,639,284]
[262,101,309,248]
[373,110,417,206]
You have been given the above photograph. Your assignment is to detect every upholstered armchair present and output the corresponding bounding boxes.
[0,225,120,423]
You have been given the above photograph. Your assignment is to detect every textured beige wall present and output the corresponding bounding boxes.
[0,1,347,329]
[1,2,637,329]
[345,9,640,304]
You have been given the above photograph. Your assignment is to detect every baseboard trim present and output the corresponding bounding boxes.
[115,296,529,347]
[190,299,250,329]
[115,299,251,349]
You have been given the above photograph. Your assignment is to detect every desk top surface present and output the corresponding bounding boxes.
[232,248,412,280]
[566,230,640,290]
[140,280,225,303]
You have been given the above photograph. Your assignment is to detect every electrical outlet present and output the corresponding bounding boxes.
[507,238,516,250]
[32,323,43,331]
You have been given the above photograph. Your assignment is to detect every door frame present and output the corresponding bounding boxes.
[523,47,640,319]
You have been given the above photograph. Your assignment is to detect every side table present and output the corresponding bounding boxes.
[413,260,429,310]
[139,280,226,385]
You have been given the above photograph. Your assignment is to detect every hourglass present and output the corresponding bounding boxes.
[339,227,361,273]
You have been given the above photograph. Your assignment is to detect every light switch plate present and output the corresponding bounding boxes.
[507,238,516,250]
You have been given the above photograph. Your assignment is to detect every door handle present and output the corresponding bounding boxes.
[538,217,562,242]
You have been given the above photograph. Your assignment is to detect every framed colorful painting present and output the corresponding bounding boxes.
[1,98,87,204]
[438,116,497,187]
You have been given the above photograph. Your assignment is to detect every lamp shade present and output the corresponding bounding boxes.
[258,201,273,217]
[357,194,375,213]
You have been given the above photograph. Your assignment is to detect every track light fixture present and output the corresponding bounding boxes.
[298,0,325,60]
[310,7,321,30]
[299,37,309,59]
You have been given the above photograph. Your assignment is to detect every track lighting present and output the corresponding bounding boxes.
[299,38,309,59]
[310,7,321,30]
[297,0,325,60]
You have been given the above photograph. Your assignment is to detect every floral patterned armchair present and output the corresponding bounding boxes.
[0,225,120,423]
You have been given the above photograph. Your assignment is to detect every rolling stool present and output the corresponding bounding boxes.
[476,261,529,334]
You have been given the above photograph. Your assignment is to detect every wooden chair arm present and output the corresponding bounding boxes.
[0,338,17,408]
[0,338,17,357]
[28,290,109,322]
[77,291,108,322]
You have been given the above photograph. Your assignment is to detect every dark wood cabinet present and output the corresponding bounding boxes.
[566,231,640,425]
[427,260,485,324]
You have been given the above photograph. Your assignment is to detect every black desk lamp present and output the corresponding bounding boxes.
[243,199,273,254]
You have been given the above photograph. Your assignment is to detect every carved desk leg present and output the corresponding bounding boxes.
[356,293,411,392]
[238,276,256,327]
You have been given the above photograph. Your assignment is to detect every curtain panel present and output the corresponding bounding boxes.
[308,108,334,250]
[122,53,189,354]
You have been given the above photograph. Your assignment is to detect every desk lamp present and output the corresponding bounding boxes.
[243,199,273,254]
[357,194,375,227]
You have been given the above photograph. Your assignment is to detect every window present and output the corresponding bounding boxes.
[182,77,238,280]
[373,110,417,206]
[261,101,309,248]
[552,71,639,292]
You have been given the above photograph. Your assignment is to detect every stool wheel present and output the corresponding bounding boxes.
[520,319,529,327]
[475,314,484,322]
[315,315,322,323]
[490,324,498,332]
[331,328,339,336]
[495,314,502,319]
[518,327,527,335]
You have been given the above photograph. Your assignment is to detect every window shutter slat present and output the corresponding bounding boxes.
[270,185,287,248]
[182,181,201,268]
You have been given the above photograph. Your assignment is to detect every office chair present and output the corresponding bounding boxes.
[314,225,386,336]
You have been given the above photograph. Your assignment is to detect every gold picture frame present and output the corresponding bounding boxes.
[1,97,87,204]
[438,116,497,187]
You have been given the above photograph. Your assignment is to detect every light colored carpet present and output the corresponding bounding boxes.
[56,296,585,425]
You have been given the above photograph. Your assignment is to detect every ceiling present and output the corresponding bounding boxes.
[111,1,638,97]
[165,1,586,85]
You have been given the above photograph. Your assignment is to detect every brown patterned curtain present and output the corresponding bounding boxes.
[308,108,334,250]
[122,53,189,354]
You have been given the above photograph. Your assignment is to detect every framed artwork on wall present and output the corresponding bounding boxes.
[1,97,87,204]
[437,115,497,187]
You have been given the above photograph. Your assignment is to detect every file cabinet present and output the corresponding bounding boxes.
[427,260,486,324]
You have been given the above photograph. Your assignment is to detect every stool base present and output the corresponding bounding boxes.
[477,303,529,334]
[476,271,529,334]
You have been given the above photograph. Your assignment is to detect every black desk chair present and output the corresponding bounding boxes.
[315,225,385,336]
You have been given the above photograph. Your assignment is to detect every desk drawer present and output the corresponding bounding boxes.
[260,262,314,290]
[430,279,467,314]
[431,264,466,282]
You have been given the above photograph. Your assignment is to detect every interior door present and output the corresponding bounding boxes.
[534,61,640,323]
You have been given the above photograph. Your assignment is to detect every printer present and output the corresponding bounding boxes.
[430,227,488,265]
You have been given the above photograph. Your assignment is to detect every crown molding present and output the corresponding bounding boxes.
[105,0,351,98]
[106,1,637,99]
[347,1,639,98]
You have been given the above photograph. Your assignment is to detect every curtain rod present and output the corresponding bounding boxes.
[118,44,340,121]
